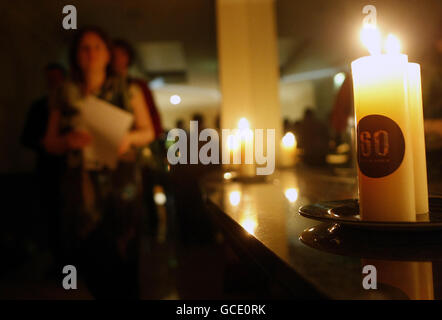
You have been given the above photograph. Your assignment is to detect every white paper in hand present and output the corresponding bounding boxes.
[75,96,134,170]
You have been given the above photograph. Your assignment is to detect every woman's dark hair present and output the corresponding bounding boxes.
[112,38,135,66]
[69,26,112,82]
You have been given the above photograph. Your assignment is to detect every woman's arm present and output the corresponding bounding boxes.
[119,83,155,155]
[42,109,92,155]
[42,109,68,155]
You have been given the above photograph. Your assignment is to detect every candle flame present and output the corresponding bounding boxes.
[360,24,382,55]
[282,132,296,148]
[385,34,401,55]
[238,117,250,130]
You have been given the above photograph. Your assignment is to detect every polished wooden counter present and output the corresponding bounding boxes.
[203,165,442,299]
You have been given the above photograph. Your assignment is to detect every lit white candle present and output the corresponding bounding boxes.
[238,117,255,176]
[351,27,416,221]
[280,132,297,167]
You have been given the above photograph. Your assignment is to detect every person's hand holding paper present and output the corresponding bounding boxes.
[75,96,134,170]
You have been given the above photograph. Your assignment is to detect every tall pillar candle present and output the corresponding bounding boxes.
[280,132,297,167]
[407,63,429,214]
[351,53,416,221]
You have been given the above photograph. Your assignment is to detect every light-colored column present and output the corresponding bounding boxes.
[216,0,282,174]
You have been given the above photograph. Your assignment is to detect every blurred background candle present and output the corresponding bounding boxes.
[280,131,297,167]
[407,63,429,214]
[351,27,416,222]
[226,132,241,172]
[238,117,256,176]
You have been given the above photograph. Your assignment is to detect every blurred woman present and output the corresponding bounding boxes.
[111,39,163,137]
[43,27,155,298]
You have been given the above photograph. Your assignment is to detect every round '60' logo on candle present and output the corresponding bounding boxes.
[357,115,405,178]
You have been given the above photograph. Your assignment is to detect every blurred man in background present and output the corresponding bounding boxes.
[298,108,329,166]
[20,63,66,269]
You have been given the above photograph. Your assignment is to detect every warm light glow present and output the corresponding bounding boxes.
[154,192,167,205]
[229,191,241,206]
[226,134,240,151]
[142,147,152,158]
[238,117,250,130]
[170,94,181,105]
[224,172,232,180]
[360,24,381,55]
[334,72,346,88]
[240,217,257,235]
[282,132,296,149]
[326,154,348,165]
[153,186,167,205]
[336,143,350,154]
[385,34,401,55]
[284,188,298,203]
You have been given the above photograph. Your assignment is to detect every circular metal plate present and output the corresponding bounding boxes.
[298,197,442,231]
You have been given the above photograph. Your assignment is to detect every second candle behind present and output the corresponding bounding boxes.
[407,63,429,214]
